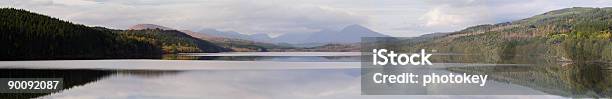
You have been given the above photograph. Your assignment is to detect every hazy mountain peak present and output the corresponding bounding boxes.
[250,33,271,38]
[342,24,369,31]
[340,24,380,35]
[199,28,221,33]
[193,24,388,44]
[129,24,174,30]
[270,24,388,44]
[197,28,273,42]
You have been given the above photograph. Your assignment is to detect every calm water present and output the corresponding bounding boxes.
[0,52,609,99]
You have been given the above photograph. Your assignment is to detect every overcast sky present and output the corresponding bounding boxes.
[2,0,612,37]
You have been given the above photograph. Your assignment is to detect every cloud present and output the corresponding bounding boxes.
[2,0,366,35]
[199,0,367,34]
[421,5,483,27]
[3,0,612,37]
[419,0,533,31]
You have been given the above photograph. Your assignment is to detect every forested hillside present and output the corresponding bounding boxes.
[399,7,612,63]
[0,8,227,60]
[0,8,165,60]
[119,29,229,53]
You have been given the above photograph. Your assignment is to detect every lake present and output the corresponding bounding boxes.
[0,52,609,99]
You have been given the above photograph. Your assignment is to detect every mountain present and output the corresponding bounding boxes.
[197,29,272,42]
[418,32,449,38]
[305,24,389,43]
[268,43,360,52]
[127,24,290,52]
[180,30,220,40]
[249,33,273,42]
[271,32,313,44]
[0,8,233,60]
[272,24,389,44]
[416,7,612,98]
[0,8,162,60]
[197,24,388,45]
[129,24,175,30]
[119,29,230,53]
[183,30,291,52]
[399,7,612,62]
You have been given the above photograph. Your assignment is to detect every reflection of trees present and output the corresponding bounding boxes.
[448,63,612,98]
[195,56,265,61]
[559,63,610,97]
[0,69,184,99]
[116,70,182,78]
[320,56,358,60]
[162,54,199,60]
[0,69,113,99]
[162,55,265,61]
[162,55,360,62]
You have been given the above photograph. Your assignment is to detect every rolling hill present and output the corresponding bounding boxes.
[197,28,272,42]
[129,24,175,30]
[399,7,612,62]
[127,24,291,52]
[126,24,231,53]
[118,29,230,53]
[0,8,228,60]
[0,8,163,60]
[182,30,288,52]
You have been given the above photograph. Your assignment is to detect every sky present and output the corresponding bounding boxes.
[2,0,612,37]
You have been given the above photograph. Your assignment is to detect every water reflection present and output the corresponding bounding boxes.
[0,53,608,98]
[0,66,575,98]
[448,62,612,98]
[116,70,182,78]
[40,69,364,99]
[0,69,113,99]
[0,69,186,99]
[162,55,360,62]
[34,69,564,99]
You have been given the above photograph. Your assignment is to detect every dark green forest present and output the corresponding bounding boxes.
[0,8,227,60]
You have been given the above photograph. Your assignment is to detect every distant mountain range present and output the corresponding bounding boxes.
[192,24,389,44]
[278,24,389,44]
[127,23,389,49]
[197,29,273,42]
[127,24,289,51]
[129,23,389,47]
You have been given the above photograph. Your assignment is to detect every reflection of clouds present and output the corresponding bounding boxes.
[41,69,563,99]
[0,60,359,70]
